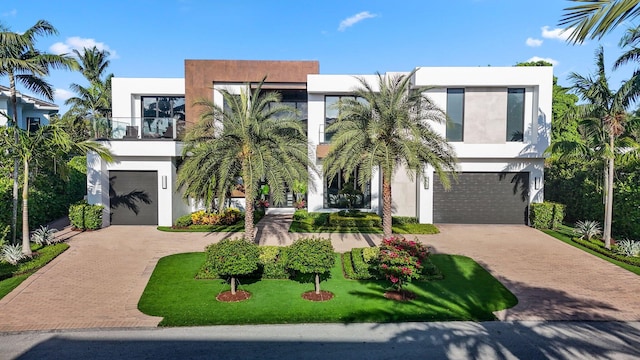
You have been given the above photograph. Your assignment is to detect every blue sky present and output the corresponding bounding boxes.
[1,0,638,112]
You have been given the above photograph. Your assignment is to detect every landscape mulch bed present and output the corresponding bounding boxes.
[384,290,417,301]
[301,290,334,302]
[216,290,251,302]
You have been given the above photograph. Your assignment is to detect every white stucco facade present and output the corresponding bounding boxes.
[88,64,552,226]
[0,85,58,129]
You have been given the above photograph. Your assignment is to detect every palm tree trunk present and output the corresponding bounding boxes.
[381,173,393,238]
[21,159,32,256]
[603,133,615,249]
[9,73,19,245]
[315,273,320,294]
[243,166,255,241]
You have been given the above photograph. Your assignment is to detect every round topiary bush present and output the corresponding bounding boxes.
[205,238,260,295]
[287,237,335,295]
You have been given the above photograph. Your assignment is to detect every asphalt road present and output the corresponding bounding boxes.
[1,321,639,359]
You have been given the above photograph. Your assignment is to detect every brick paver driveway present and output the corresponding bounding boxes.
[0,220,639,332]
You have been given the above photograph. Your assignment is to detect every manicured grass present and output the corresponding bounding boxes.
[543,227,640,276]
[393,223,440,235]
[138,252,517,326]
[0,243,70,300]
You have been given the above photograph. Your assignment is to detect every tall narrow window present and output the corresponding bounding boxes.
[446,88,464,141]
[324,96,340,142]
[507,88,525,141]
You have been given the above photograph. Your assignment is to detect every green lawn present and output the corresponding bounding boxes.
[543,226,640,276]
[0,243,69,300]
[138,252,517,326]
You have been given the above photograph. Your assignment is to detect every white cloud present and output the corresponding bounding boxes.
[54,88,74,102]
[526,37,543,47]
[527,56,559,66]
[541,26,573,41]
[49,37,119,59]
[1,9,17,17]
[338,11,377,32]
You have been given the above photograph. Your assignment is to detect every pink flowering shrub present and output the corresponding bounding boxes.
[376,236,430,291]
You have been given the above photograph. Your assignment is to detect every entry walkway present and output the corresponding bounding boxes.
[0,216,639,332]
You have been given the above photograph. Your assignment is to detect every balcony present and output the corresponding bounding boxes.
[89,117,186,140]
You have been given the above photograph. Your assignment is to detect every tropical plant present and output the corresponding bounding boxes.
[559,0,640,44]
[1,243,23,265]
[30,225,59,246]
[0,124,112,255]
[287,237,335,295]
[574,220,603,240]
[550,47,640,248]
[178,78,313,240]
[323,70,457,237]
[0,20,78,244]
[614,239,640,256]
[72,46,112,84]
[376,236,429,295]
[204,238,260,295]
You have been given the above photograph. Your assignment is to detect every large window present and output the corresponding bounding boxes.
[264,90,308,130]
[325,170,371,209]
[507,88,525,141]
[446,88,464,141]
[141,96,185,138]
[324,95,365,142]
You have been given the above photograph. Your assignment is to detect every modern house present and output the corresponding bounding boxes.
[87,60,553,227]
[0,85,58,130]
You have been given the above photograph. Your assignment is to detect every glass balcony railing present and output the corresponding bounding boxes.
[89,117,185,140]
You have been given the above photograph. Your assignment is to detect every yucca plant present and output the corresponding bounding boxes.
[1,244,24,265]
[31,225,59,246]
[614,239,640,257]
[574,220,603,241]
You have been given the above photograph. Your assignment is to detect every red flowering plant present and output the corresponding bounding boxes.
[376,236,430,291]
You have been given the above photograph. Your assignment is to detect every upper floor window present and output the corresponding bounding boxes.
[507,88,525,141]
[446,88,464,142]
[324,95,365,143]
[142,96,185,121]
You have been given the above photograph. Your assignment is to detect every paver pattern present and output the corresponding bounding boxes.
[0,216,639,332]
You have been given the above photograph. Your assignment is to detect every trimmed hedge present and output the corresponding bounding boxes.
[341,252,357,279]
[530,202,565,229]
[351,248,374,279]
[329,212,381,228]
[392,216,418,225]
[573,237,640,267]
[258,246,289,279]
[69,201,103,230]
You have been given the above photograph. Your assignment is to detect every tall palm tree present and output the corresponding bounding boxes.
[324,71,457,238]
[0,20,78,243]
[72,46,111,84]
[178,79,312,240]
[0,124,112,255]
[560,0,640,44]
[563,47,640,248]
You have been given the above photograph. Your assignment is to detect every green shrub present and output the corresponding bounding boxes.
[312,213,330,227]
[287,237,335,294]
[392,216,418,225]
[174,214,193,228]
[69,201,103,230]
[293,209,309,221]
[530,202,565,229]
[351,248,374,279]
[258,246,289,279]
[329,211,381,228]
[574,220,602,240]
[573,237,640,267]
[362,247,380,263]
[341,252,357,279]
[205,238,260,294]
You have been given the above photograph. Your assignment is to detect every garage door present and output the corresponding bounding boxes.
[433,172,529,224]
[109,171,158,225]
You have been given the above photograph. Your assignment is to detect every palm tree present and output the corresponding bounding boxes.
[65,47,113,138]
[178,79,312,240]
[72,46,112,84]
[562,47,640,248]
[323,71,457,238]
[0,20,78,243]
[0,124,113,255]
[559,0,640,44]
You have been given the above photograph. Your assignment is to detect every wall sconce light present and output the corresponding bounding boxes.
[423,175,430,190]
[162,175,167,189]
[534,177,541,190]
